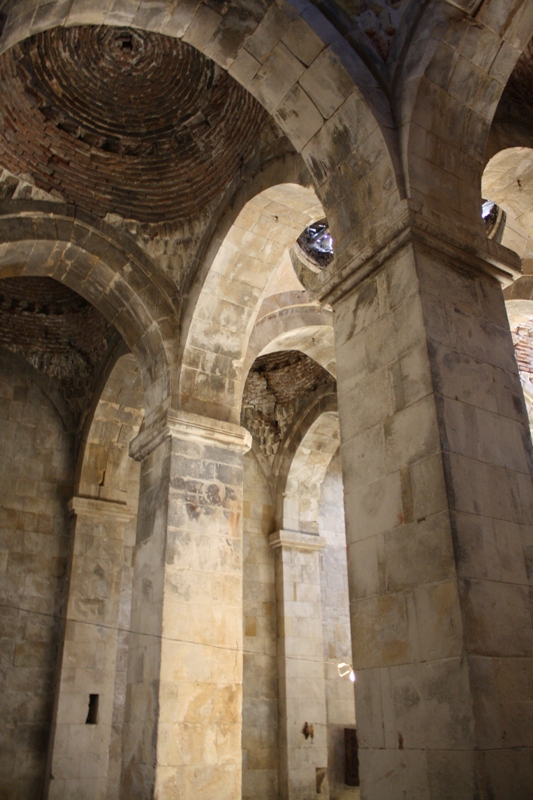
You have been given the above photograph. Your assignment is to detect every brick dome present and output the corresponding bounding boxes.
[0,26,270,222]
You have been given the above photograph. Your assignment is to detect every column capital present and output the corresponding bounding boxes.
[319,204,521,306]
[129,408,252,461]
[269,529,326,552]
[68,495,136,522]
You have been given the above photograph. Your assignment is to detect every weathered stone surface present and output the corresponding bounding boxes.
[1,4,533,800]
[122,410,251,800]
[47,498,137,800]
[335,237,533,799]
[0,354,72,800]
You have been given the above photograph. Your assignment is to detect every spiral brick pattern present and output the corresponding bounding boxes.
[0,26,270,222]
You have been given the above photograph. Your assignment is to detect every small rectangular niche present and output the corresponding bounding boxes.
[344,727,359,786]
[86,694,99,725]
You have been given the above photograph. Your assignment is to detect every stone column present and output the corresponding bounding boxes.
[123,410,251,800]
[329,225,533,799]
[269,529,329,800]
[46,496,136,800]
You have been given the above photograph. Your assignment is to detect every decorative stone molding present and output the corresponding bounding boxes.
[68,495,137,522]
[129,407,252,461]
[269,529,326,552]
[319,205,522,306]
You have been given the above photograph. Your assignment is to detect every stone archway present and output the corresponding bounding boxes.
[401,0,533,239]
[244,302,336,377]
[266,396,357,800]
[0,211,175,414]
[1,4,533,799]
[177,182,325,422]
[275,395,339,533]
[281,409,340,532]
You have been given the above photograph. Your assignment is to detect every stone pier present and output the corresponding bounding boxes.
[123,410,251,800]
[332,227,533,799]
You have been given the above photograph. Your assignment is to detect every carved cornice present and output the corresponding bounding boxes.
[68,495,136,521]
[269,529,326,552]
[319,205,522,306]
[129,408,252,461]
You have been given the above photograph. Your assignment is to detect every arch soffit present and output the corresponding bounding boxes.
[179,152,310,362]
[271,382,338,526]
[0,0,403,251]
[402,0,533,233]
[243,304,336,379]
[177,182,326,423]
[74,335,130,481]
[77,353,145,504]
[277,400,340,533]
[0,208,176,412]
[483,148,533,234]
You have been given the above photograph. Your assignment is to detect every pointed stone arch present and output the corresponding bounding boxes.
[76,352,145,501]
[0,0,404,264]
[271,382,339,531]
[244,302,336,378]
[177,182,325,422]
[402,0,533,237]
[0,207,176,414]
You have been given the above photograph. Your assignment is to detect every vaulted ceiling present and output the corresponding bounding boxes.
[0,25,278,223]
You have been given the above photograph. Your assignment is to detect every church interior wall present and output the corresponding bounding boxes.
[318,450,357,800]
[0,353,73,799]
[45,353,143,800]
[1,1,533,798]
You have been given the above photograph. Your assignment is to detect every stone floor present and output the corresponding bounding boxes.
[337,787,360,799]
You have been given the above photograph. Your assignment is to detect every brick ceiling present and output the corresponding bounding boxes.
[245,350,332,407]
[0,25,271,222]
[0,276,116,418]
[242,350,333,459]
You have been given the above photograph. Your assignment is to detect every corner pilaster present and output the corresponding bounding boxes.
[270,530,329,800]
[46,497,136,800]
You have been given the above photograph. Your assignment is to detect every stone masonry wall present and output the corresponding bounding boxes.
[105,513,137,800]
[242,450,278,800]
[0,354,72,800]
[319,451,357,800]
